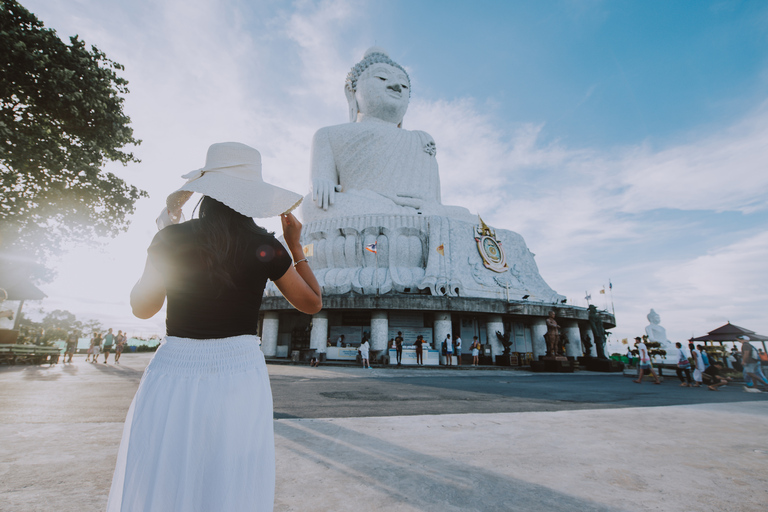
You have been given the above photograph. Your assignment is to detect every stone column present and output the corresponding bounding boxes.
[370,310,389,361]
[261,311,279,357]
[580,325,598,357]
[310,311,328,355]
[564,320,583,358]
[531,318,548,361]
[486,314,504,363]
[433,312,452,365]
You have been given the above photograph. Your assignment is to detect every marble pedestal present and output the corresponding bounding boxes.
[298,214,564,302]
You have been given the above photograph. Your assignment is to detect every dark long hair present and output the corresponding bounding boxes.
[197,196,268,289]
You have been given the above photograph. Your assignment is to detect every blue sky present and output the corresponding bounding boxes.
[18,0,768,348]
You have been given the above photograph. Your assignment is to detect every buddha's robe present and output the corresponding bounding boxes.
[303,118,474,222]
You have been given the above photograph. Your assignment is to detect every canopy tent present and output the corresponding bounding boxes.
[690,322,768,352]
[0,269,47,331]
[691,322,768,342]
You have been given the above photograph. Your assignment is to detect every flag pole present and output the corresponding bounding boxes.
[609,279,615,315]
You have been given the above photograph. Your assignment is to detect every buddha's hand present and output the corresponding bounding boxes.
[312,178,342,210]
[390,194,423,209]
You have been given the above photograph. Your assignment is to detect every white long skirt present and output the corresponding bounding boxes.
[106,335,274,512]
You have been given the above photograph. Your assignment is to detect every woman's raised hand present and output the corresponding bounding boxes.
[280,212,303,252]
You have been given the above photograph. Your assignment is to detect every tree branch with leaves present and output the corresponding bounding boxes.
[0,0,145,280]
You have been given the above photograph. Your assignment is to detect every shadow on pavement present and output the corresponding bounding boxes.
[275,419,624,512]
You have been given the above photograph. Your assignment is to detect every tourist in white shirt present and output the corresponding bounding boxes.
[633,336,660,385]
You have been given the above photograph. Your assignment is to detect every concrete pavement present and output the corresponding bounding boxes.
[1,355,767,512]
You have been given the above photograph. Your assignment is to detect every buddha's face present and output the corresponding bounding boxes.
[648,311,660,325]
[355,63,410,124]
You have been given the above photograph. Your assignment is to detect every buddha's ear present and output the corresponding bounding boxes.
[344,84,358,122]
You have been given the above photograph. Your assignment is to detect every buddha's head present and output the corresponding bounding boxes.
[647,309,660,325]
[345,47,411,126]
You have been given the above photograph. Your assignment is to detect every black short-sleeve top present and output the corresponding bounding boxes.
[147,220,291,339]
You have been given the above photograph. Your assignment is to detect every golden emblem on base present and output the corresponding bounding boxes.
[474,217,508,273]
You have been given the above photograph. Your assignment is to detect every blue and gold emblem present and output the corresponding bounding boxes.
[475,217,508,273]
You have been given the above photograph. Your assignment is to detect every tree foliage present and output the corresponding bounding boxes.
[17,307,102,344]
[0,0,145,279]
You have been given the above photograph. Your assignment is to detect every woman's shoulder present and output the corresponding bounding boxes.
[148,221,201,256]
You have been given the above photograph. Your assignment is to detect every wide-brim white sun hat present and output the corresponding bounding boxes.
[166,142,303,219]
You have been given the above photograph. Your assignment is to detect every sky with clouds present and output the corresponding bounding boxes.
[16,0,768,348]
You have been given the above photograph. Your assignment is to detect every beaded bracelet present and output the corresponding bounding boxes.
[293,258,308,268]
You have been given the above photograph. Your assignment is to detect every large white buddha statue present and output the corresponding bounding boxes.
[302,47,472,222]
[293,47,562,303]
[644,309,674,354]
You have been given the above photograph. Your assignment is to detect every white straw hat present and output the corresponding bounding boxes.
[166,142,303,218]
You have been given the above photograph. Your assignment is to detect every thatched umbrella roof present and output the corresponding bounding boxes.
[690,322,768,342]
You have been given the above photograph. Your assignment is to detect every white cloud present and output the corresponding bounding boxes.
[405,93,768,345]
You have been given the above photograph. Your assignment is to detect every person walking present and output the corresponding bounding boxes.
[65,332,78,363]
[106,142,321,512]
[85,334,95,363]
[740,335,768,392]
[103,328,115,364]
[91,333,102,363]
[698,345,711,370]
[114,331,127,364]
[414,335,424,365]
[471,336,480,366]
[691,345,705,387]
[454,335,462,366]
[674,342,693,387]
[702,362,731,391]
[633,336,660,384]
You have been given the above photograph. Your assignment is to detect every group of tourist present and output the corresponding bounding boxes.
[64,328,129,364]
[441,334,481,366]
[634,335,768,392]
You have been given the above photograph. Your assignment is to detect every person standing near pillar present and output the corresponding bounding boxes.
[444,333,453,366]
[415,335,424,365]
[395,331,403,365]
[471,336,480,366]
[454,334,462,366]
[360,339,371,369]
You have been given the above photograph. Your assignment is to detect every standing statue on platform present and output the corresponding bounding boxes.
[302,47,471,222]
[644,309,674,356]
[588,305,607,359]
[581,332,593,357]
[544,311,560,357]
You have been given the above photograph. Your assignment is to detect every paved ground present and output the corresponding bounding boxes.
[1,354,767,511]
